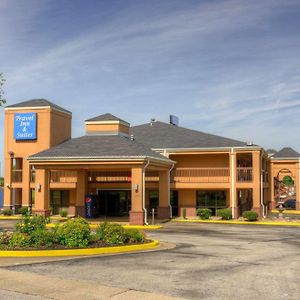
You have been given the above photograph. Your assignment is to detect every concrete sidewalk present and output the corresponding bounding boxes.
[0,268,186,300]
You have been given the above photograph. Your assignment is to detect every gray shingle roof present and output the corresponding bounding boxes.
[6,99,71,114]
[85,113,128,124]
[28,135,172,162]
[272,147,300,158]
[130,121,248,149]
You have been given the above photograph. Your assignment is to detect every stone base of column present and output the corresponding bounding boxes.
[157,206,171,219]
[32,209,51,217]
[233,207,240,219]
[296,202,300,210]
[271,201,277,210]
[129,211,144,225]
[252,207,262,219]
[180,207,196,218]
[75,206,85,217]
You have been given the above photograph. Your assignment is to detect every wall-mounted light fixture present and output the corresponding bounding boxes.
[5,183,10,188]
[37,183,41,192]
[8,151,14,157]
[133,184,139,192]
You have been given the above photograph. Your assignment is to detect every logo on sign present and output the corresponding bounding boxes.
[14,113,37,140]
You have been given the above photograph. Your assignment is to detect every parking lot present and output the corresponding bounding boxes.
[0,221,300,299]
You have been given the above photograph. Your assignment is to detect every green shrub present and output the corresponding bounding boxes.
[125,228,145,243]
[29,229,56,247]
[60,210,68,218]
[196,208,212,220]
[18,207,31,216]
[57,217,91,248]
[217,208,232,220]
[9,232,31,248]
[96,222,126,245]
[16,215,47,234]
[2,209,13,216]
[182,208,187,219]
[242,211,258,222]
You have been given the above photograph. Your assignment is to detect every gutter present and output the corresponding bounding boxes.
[153,146,263,153]
[260,153,265,218]
[169,163,175,218]
[142,160,150,225]
[231,148,235,219]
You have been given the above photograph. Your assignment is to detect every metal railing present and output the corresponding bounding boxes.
[236,167,253,182]
[173,168,230,183]
[50,170,78,183]
[12,169,22,183]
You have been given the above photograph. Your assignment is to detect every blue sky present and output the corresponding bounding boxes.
[1,0,300,174]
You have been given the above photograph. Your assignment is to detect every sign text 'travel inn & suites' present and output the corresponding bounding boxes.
[14,113,37,140]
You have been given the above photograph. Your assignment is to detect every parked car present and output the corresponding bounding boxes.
[276,199,296,209]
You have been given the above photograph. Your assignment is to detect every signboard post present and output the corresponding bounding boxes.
[14,113,37,140]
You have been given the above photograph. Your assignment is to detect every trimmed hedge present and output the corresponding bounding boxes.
[196,208,212,220]
[217,208,232,220]
[242,211,258,222]
[96,222,126,245]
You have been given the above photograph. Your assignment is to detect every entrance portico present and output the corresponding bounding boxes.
[29,159,174,225]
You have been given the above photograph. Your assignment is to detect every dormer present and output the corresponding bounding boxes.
[85,113,130,135]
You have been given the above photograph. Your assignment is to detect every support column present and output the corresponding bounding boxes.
[130,167,144,225]
[32,169,50,216]
[158,170,171,219]
[252,151,262,218]
[296,160,300,210]
[230,150,239,218]
[75,170,86,217]
[3,157,12,209]
[270,164,276,210]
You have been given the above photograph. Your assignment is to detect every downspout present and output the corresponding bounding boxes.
[298,158,300,210]
[168,163,175,218]
[142,160,150,225]
[260,153,265,218]
[231,148,235,219]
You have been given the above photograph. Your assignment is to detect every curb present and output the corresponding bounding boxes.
[172,219,300,227]
[46,223,162,230]
[271,210,300,215]
[0,240,159,257]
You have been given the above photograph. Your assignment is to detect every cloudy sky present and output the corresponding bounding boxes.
[1,0,300,173]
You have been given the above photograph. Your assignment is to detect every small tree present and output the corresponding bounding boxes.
[0,73,6,106]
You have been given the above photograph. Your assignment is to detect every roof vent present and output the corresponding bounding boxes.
[130,134,135,141]
[169,115,179,126]
[150,118,156,126]
[246,141,253,146]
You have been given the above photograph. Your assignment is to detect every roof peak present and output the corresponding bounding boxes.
[85,113,129,125]
[5,99,71,114]
[272,147,300,158]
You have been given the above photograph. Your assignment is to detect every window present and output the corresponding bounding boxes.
[196,190,227,215]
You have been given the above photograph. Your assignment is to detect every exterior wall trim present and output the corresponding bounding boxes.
[4,106,72,116]
[85,120,130,127]
[154,146,263,153]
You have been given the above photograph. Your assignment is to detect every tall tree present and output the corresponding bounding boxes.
[0,73,6,106]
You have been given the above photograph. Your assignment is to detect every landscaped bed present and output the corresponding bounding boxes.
[0,215,150,251]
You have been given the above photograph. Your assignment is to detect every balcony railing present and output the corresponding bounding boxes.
[237,167,253,182]
[88,171,131,183]
[12,169,22,183]
[173,168,230,183]
[50,170,78,183]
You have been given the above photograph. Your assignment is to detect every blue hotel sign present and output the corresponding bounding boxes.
[14,113,37,140]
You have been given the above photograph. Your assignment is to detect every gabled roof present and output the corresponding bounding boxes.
[130,121,249,149]
[5,99,71,114]
[272,147,300,159]
[85,113,128,125]
[28,135,172,163]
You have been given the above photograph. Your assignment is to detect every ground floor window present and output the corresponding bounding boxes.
[238,189,253,214]
[30,188,35,208]
[196,190,227,215]
[50,190,69,215]
[170,190,178,217]
[149,190,159,210]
